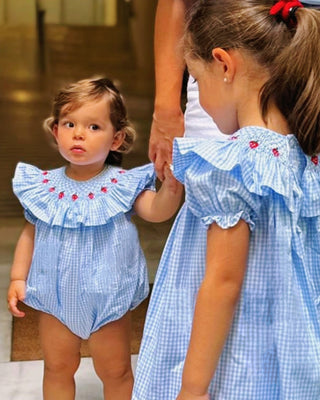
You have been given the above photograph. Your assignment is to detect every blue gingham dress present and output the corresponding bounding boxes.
[133,126,320,400]
[12,162,155,339]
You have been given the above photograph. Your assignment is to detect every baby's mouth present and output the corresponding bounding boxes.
[71,145,86,153]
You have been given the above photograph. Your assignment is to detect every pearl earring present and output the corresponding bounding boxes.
[223,77,228,83]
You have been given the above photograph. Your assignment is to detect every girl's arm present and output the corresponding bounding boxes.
[177,220,250,400]
[134,165,183,222]
[7,221,35,317]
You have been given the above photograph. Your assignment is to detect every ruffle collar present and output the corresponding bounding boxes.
[173,126,306,213]
[13,162,155,227]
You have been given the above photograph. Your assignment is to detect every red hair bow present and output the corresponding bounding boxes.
[270,0,304,25]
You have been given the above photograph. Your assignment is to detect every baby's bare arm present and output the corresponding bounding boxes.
[7,221,35,317]
[134,165,183,222]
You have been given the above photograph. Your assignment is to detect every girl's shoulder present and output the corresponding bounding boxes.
[12,162,155,228]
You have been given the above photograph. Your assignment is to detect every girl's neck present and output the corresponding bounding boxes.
[65,164,107,181]
[238,98,290,136]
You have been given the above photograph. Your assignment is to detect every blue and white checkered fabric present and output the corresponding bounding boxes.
[12,162,155,339]
[132,127,320,400]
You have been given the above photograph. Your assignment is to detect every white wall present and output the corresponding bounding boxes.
[0,0,118,26]
[0,0,5,24]
[1,0,36,25]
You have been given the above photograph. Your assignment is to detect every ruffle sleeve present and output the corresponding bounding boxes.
[173,127,302,230]
[12,162,156,228]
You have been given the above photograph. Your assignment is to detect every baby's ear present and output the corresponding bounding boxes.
[111,130,125,150]
[52,123,58,139]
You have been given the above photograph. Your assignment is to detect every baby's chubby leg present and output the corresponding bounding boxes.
[39,312,82,400]
[88,311,133,400]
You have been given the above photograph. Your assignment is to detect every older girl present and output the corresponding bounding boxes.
[133,1,320,399]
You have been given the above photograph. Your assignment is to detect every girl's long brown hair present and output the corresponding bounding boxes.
[185,0,320,155]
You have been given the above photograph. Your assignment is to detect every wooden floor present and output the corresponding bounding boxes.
[0,21,155,217]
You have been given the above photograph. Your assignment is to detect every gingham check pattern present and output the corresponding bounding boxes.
[133,127,320,399]
[13,162,155,339]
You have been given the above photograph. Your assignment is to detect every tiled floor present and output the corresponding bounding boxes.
[0,10,174,399]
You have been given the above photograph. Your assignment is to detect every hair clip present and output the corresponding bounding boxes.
[270,0,304,27]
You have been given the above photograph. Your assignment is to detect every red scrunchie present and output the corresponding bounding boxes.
[270,0,304,25]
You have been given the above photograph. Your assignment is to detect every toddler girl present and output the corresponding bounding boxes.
[7,77,182,400]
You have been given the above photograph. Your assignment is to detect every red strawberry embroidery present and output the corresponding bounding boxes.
[230,135,238,141]
[101,186,108,193]
[311,155,318,166]
[118,170,126,174]
[111,178,118,184]
[272,148,280,157]
[72,194,78,201]
[58,192,65,199]
[42,171,48,175]
[249,141,259,149]
[88,192,94,199]
[49,187,55,192]
[42,179,49,184]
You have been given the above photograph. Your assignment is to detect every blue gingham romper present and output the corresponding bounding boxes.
[132,126,320,400]
[12,162,155,339]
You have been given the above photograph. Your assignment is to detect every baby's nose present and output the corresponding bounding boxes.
[73,126,85,139]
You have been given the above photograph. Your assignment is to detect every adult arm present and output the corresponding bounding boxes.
[149,0,190,180]
[7,221,35,317]
[176,220,250,399]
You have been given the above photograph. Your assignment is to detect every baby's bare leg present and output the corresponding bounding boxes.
[88,312,133,400]
[39,312,82,400]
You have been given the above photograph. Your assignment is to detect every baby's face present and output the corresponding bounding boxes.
[53,97,123,175]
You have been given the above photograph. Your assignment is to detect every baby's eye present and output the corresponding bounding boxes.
[64,121,74,128]
[89,124,100,131]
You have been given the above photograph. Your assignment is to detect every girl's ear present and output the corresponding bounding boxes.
[111,130,125,151]
[212,47,236,83]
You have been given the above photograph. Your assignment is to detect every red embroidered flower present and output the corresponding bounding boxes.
[118,170,126,174]
[311,155,319,166]
[42,171,48,175]
[272,148,280,157]
[88,192,94,199]
[230,135,238,141]
[58,191,65,199]
[72,194,78,201]
[111,178,118,184]
[49,187,55,192]
[42,179,49,184]
[101,186,108,193]
[249,141,259,149]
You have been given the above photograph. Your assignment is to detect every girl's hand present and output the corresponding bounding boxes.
[7,279,26,317]
[176,388,210,400]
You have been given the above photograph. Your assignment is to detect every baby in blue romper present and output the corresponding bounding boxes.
[7,77,182,400]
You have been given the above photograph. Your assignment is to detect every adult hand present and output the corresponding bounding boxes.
[149,110,184,181]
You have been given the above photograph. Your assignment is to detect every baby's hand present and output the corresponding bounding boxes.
[7,280,26,317]
[162,163,183,195]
